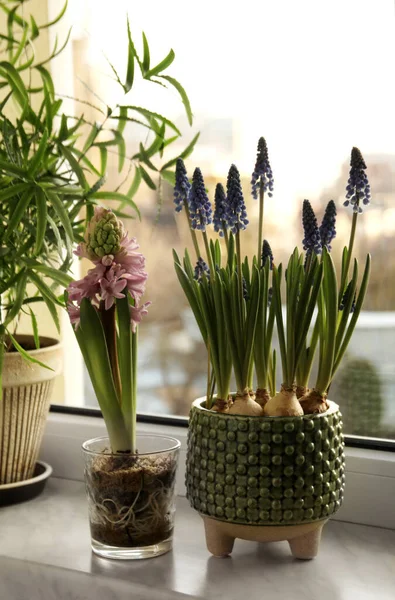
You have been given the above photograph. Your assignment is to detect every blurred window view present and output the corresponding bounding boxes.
[48,0,394,440]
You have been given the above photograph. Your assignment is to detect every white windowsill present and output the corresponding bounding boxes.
[40,410,395,530]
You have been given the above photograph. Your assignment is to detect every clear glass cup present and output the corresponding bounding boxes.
[82,434,181,560]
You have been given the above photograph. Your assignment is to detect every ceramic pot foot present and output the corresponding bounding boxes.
[288,523,324,559]
[203,517,235,557]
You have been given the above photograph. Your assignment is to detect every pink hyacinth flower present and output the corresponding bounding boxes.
[67,302,81,329]
[130,301,151,332]
[115,234,146,269]
[100,265,128,310]
[67,264,106,304]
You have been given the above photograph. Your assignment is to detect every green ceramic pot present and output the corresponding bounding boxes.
[186,398,345,527]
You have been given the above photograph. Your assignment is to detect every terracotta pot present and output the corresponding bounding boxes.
[186,397,345,559]
[0,335,62,485]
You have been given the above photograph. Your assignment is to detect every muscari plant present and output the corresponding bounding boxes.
[66,207,150,453]
[173,141,371,417]
[0,0,197,392]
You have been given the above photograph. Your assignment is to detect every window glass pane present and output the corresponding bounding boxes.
[49,0,394,441]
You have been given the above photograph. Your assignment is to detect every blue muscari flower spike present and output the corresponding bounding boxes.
[226,164,249,234]
[174,158,191,213]
[251,137,274,200]
[344,147,371,214]
[261,239,274,269]
[319,200,337,251]
[339,281,356,313]
[188,168,213,231]
[213,183,228,237]
[302,199,322,256]
[194,257,210,282]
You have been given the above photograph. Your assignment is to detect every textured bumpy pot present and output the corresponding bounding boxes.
[82,434,180,560]
[186,398,345,559]
[0,335,62,485]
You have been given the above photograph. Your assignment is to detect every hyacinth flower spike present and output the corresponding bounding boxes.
[66,208,150,453]
[174,158,202,260]
[251,137,274,259]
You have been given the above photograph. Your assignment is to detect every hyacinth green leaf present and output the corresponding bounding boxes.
[3,269,27,326]
[75,299,130,452]
[145,49,175,79]
[116,293,135,449]
[7,332,53,370]
[124,19,135,92]
[4,188,34,242]
[159,75,193,126]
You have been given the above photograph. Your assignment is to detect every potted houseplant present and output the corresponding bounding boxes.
[173,142,371,559]
[0,0,196,498]
[67,207,181,560]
